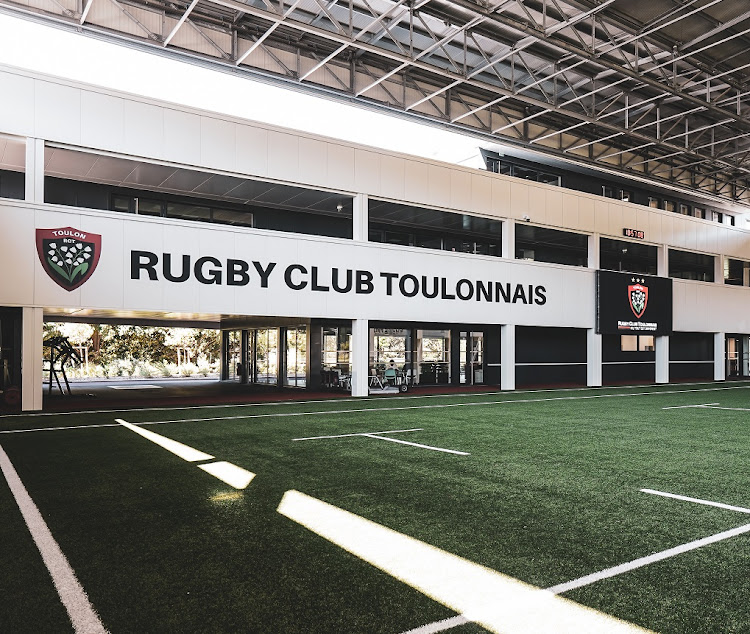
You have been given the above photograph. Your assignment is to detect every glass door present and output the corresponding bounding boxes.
[254,328,278,385]
[286,326,307,387]
[460,332,484,385]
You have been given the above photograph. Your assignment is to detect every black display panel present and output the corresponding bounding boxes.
[596,270,673,335]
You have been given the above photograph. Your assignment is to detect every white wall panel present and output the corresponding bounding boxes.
[648,210,663,244]
[162,109,201,166]
[428,164,451,208]
[594,200,608,234]
[0,71,35,136]
[123,218,164,311]
[528,185,545,224]
[470,173,492,216]
[80,92,124,152]
[298,137,328,187]
[561,192,579,231]
[510,182,530,220]
[0,204,35,305]
[354,149,381,195]
[235,124,269,178]
[201,116,236,172]
[79,213,124,309]
[326,143,355,191]
[607,202,623,237]
[449,169,471,210]
[123,100,164,159]
[379,155,405,201]
[491,178,511,217]
[267,131,298,183]
[35,82,81,145]
[545,189,563,228]
[578,197,595,231]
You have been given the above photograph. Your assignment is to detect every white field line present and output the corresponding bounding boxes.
[547,522,750,595]
[292,428,423,441]
[688,405,750,412]
[116,419,213,462]
[117,419,255,490]
[400,615,470,634]
[662,403,719,409]
[100,385,750,427]
[198,461,255,489]
[0,423,122,434]
[108,385,162,390]
[641,488,750,514]
[0,445,107,634]
[4,384,750,435]
[362,434,469,456]
[277,490,652,634]
[1,381,747,420]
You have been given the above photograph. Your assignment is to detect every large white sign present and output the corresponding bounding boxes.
[1,205,595,327]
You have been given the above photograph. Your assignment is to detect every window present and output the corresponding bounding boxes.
[694,207,705,219]
[136,198,164,216]
[620,190,632,202]
[669,249,715,282]
[678,204,690,216]
[515,225,588,267]
[663,200,675,213]
[112,195,133,213]
[648,197,660,208]
[621,335,654,352]
[600,238,657,275]
[724,258,747,286]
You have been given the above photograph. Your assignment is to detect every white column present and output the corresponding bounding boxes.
[502,219,515,259]
[351,318,369,397]
[25,138,45,203]
[352,193,368,242]
[657,245,668,277]
[21,307,43,412]
[714,332,726,381]
[500,324,515,391]
[655,335,669,384]
[587,233,600,270]
[587,329,602,387]
[714,253,724,284]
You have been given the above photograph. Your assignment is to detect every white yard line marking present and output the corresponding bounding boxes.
[0,445,107,634]
[641,488,750,514]
[277,490,652,634]
[108,385,162,390]
[292,428,422,441]
[400,615,470,634]
[662,403,719,409]
[0,423,121,434]
[2,381,747,420]
[116,419,214,462]
[692,405,750,412]
[362,434,469,456]
[547,522,750,595]
[198,461,255,489]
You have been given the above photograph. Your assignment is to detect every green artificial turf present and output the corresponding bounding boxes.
[1,381,749,632]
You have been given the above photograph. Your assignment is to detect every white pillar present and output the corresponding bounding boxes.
[21,307,43,412]
[500,324,515,391]
[714,253,724,284]
[25,138,44,203]
[587,329,602,387]
[655,335,669,384]
[351,318,369,397]
[714,332,726,381]
[502,219,515,259]
[587,233,600,270]
[352,193,368,242]
[657,245,668,277]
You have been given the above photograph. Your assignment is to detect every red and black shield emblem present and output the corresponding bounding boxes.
[628,283,648,318]
[36,227,101,291]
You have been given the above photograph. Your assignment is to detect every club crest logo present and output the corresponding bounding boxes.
[36,227,101,291]
[628,277,648,318]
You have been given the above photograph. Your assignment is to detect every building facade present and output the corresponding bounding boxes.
[2,64,750,411]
